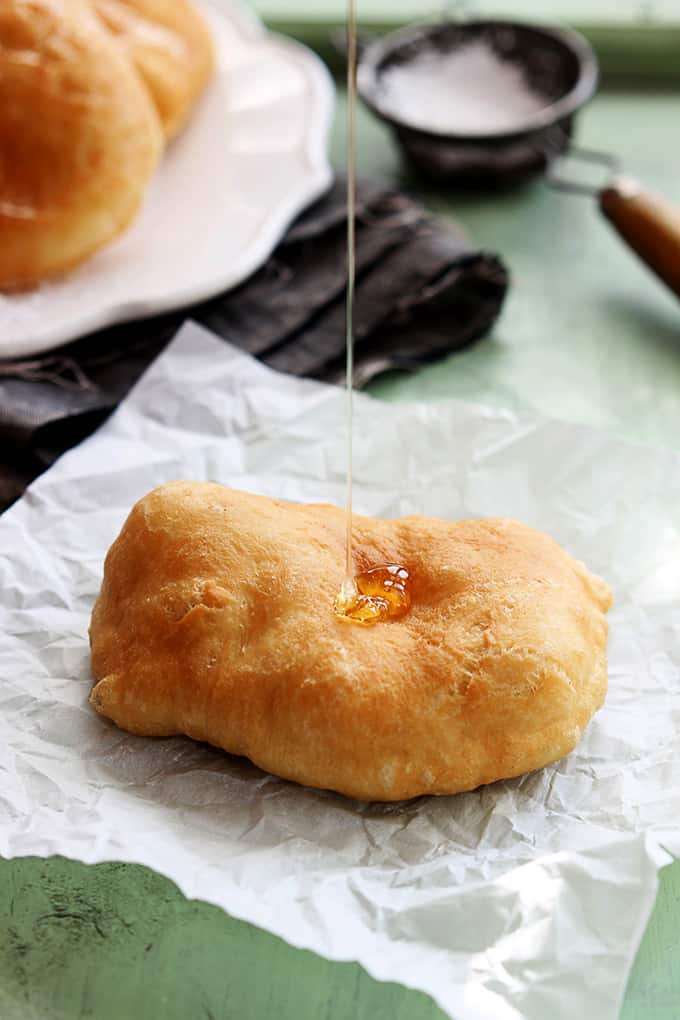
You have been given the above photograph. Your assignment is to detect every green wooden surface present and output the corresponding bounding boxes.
[254,0,680,19]
[252,0,680,27]
[1,61,679,1020]
[252,0,680,81]
[0,856,679,1020]
[345,89,680,448]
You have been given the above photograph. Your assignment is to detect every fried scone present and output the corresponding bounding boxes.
[91,0,215,141]
[0,0,163,289]
[89,482,613,802]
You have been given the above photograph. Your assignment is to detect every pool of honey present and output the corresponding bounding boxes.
[334,564,412,625]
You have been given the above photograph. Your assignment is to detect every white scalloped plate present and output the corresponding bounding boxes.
[0,0,334,360]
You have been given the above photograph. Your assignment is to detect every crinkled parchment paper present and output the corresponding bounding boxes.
[1,322,679,1020]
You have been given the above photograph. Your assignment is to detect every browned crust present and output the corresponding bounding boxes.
[90,482,613,801]
[0,0,164,289]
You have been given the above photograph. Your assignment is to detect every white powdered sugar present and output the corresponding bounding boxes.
[378,40,549,135]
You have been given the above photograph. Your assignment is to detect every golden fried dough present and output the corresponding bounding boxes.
[0,0,163,289]
[0,0,214,289]
[89,482,612,801]
[91,0,214,140]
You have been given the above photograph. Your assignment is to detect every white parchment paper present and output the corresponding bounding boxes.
[1,322,679,1020]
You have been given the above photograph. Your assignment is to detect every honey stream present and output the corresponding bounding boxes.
[333,0,411,626]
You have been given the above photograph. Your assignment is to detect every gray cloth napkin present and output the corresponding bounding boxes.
[0,178,509,508]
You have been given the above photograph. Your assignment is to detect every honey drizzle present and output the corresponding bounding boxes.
[343,0,357,585]
[333,0,412,627]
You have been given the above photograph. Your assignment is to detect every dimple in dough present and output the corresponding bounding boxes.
[89,481,613,802]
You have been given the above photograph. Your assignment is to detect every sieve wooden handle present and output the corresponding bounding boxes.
[600,177,680,299]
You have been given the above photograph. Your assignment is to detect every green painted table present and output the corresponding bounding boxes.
[2,55,679,1020]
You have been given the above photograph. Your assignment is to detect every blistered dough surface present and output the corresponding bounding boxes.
[90,482,612,801]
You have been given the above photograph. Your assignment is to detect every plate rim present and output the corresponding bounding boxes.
[0,0,335,361]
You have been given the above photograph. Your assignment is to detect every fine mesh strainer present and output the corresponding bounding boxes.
[358,19,680,300]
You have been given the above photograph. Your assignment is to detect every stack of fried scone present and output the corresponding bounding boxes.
[0,0,214,289]
[90,482,613,802]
